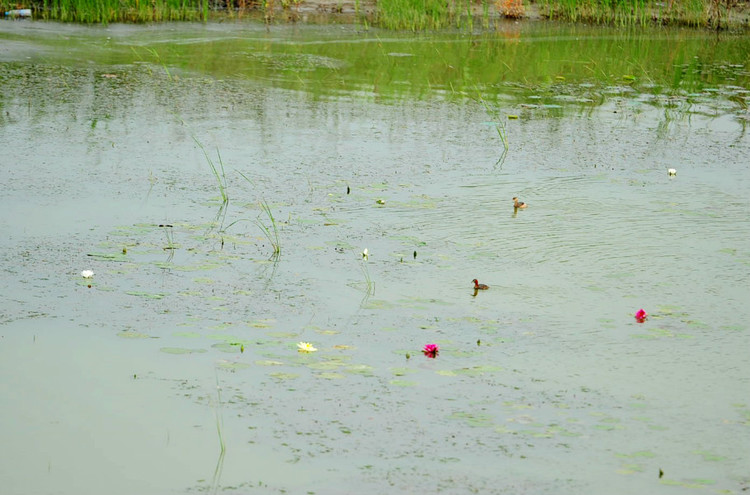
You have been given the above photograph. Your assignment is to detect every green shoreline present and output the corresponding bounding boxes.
[2,0,749,30]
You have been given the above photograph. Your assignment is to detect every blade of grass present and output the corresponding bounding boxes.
[256,199,280,256]
[193,137,229,204]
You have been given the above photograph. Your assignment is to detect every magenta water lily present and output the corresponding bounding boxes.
[634,308,648,322]
[422,343,439,358]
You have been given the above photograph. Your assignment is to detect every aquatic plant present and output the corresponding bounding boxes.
[32,0,209,22]
[635,308,648,322]
[360,254,374,295]
[475,93,509,166]
[210,376,226,495]
[161,224,177,262]
[297,341,318,352]
[256,199,281,256]
[143,47,173,81]
[193,138,229,205]
[8,0,747,28]
[422,343,439,358]
[375,0,493,30]
[537,0,722,27]
[81,270,94,278]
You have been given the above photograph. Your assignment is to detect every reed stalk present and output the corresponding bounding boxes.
[475,92,509,165]
[193,137,229,205]
[256,199,281,256]
[210,375,226,495]
[360,258,373,293]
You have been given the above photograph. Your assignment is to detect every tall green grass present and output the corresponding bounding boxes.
[538,0,725,28]
[193,137,229,205]
[11,0,266,23]
[5,0,746,28]
[475,92,509,166]
[255,199,281,257]
[35,0,209,22]
[375,0,492,30]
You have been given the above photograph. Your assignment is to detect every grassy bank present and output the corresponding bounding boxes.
[538,0,749,28]
[2,0,748,28]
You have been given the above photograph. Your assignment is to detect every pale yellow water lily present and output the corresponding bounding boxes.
[668,168,677,176]
[81,270,95,278]
[297,342,317,353]
[362,248,369,260]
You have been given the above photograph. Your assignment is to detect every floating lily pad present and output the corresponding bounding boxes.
[212,342,245,353]
[315,329,340,335]
[249,319,275,328]
[720,325,744,332]
[308,361,342,371]
[317,372,345,379]
[389,379,417,387]
[616,450,656,458]
[117,330,152,339]
[436,370,457,376]
[345,364,373,375]
[362,299,394,309]
[126,291,166,299]
[216,360,251,370]
[178,290,203,297]
[660,479,716,488]
[269,372,299,381]
[449,411,494,428]
[693,450,727,462]
[595,424,624,431]
[160,347,207,355]
[448,365,504,376]
[255,360,285,366]
[617,464,644,475]
[391,367,417,376]
[267,331,299,338]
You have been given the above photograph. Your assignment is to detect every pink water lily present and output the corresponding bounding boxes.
[634,309,648,322]
[422,343,439,358]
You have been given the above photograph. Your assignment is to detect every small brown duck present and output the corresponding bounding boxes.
[513,197,527,209]
[472,279,489,290]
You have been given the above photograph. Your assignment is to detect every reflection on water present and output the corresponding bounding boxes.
[1,20,749,111]
[0,21,749,495]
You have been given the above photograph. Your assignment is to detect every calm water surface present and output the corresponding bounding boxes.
[1,19,749,495]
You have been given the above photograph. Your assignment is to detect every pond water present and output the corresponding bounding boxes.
[1,19,749,495]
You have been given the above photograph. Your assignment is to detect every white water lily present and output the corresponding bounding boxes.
[362,248,369,260]
[297,342,317,353]
[668,168,677,176]
[81,270,95,278]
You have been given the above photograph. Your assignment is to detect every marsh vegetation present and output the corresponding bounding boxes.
[2,0,748,29]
